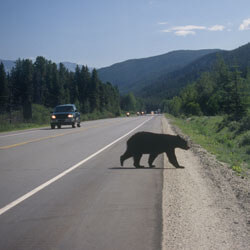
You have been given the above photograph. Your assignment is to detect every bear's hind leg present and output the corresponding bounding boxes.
[148,153,158,168]
[133,153,144,168]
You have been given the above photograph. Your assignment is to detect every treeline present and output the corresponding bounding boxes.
[163,57,250,120]
[0,57,121,120]
[120,92,145,112]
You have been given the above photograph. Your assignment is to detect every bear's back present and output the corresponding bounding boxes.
[127,132,172,153]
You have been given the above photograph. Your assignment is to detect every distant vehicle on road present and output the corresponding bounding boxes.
[50,104,81,129]
[126,112,130,117]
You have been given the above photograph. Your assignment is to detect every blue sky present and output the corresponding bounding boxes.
[0,0,250,68]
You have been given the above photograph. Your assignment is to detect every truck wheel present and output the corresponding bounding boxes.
[57,124,61,129]
[51,124,55,129]
[77,123,81,127]
[72,123,76,128]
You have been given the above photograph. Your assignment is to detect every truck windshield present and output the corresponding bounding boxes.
[54,106,74,112]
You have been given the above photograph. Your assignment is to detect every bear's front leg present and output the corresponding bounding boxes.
[148,153,158,168]
[166,149,184,168]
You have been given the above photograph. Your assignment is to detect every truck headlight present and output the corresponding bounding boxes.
[68,114,73,118]
[51,115,56,119]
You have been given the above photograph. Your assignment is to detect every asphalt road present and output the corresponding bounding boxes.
[0,115,163,250]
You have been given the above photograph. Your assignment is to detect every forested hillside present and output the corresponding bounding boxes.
[140,43,250,101]
[97,49,219,94]
[0,57,120,121]
[163,57,250,118]
[163,53,250,174]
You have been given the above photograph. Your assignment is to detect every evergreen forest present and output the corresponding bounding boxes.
[0,57,121,123]
[162,57,250,120]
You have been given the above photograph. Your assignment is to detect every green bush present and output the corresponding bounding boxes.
[228,121,240,132]
[240,131,250,146]
[245,146,250,155]
[239,114,250,132]
[32,104,51,124]
[232,165,242,174]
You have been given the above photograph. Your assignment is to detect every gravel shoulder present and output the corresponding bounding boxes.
[161,117,250,250]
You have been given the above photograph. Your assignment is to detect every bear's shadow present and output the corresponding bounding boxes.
[109,167,181,170]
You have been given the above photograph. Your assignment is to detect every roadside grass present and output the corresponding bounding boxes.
[0,104,50,132]
[0,122,48,133]
[81,110,119,121]
[165,114,250,177]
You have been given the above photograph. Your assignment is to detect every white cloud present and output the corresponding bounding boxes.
[208,25,225,31]
[239,18,250,30]
[175,30,195,36]
[172,25,206,31]
[160,23,225,36]
[160,25,206,36]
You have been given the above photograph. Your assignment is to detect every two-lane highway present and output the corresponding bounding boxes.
[0,115,164,250]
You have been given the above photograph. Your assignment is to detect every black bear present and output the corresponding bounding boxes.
[120,131,190,168]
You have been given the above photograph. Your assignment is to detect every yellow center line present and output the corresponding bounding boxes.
[0,125,98,150]
[0,119,125,150]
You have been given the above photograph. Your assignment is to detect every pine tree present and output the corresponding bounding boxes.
[21,59,33,120]
[229,67,247,120]
[79,66,91,111]
[196,72,215,115]
[121,92,137,111]
[0,63,8,113]
[33,56,47,105]
[68,68,78,104]
[213,57,231,114]
[58,63,70,103]
[89,69,100,112]
[50,63,63,107]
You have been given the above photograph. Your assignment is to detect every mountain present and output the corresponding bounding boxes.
[97,49,220,94]
[140,42,250,99]
[60,62,82,72]
[0,59,15,73]
[60,62,94,72]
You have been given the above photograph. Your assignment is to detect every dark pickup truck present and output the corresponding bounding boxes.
[50,104,81,129]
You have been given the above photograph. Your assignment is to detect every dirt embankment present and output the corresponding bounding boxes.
[161,117,250,250]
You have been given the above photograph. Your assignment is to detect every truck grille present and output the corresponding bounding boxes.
[56,114,68,119]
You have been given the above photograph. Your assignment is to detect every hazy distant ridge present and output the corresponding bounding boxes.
[0,59,93,73]
[97,49,220,93]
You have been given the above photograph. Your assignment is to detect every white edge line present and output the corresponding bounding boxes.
[0,117,153,216]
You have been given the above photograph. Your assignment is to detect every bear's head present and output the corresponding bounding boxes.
[176,135,190,150]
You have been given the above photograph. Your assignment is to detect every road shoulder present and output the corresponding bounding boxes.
[161,116,250,249]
